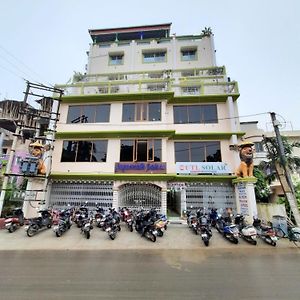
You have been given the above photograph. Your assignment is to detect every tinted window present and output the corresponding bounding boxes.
[95,104,110,122]
[188,106,201,123]
[67,106,82,123]
[206,142,221,162]
[92,141,107,162]
[175,142,190,162]
[61,141,77,162]
[174,106,188,124]
[122,104,135,122]
[202,105,218,123]
[120,140,134,161]
[149,102,161,121]
[190,142,205,162]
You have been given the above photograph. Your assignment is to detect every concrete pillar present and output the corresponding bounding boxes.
[233,177,257,223]
[161,188,167,215]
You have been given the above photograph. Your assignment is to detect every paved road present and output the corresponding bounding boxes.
[0,249,299,300]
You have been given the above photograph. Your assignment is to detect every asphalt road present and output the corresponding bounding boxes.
[0,249,299,300]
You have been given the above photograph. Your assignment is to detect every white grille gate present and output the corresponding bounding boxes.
[118,183,162,211]
[185,182,236,213]
[49,180,113,209]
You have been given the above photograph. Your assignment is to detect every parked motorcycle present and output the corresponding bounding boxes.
[198,213,212,246]
[209,208,218,227]
[105,215,120,240]
[25,209,53,237]
[234,214,257,245]
[120,207,134,232]
[186,210,200,235]
[4,208,25,233]
[134,210,157,242]
[253,218,277,246]
[80,216,93,239]
[216,213,239,244]
[53,209,72,237]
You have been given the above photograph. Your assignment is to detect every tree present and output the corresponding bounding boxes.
[260,136,300,221]
[253,167,271,203]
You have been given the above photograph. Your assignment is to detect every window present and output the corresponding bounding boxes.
[122,102,161,122]
[109,54,123,65]
[143,51,166,63]
[182,86,200,95]
[61,140,107,162]
[181,49,197,61]
[120,139,162,162]
[174,142,221,162]
[173,104,218,124]
[67,104,110,123]
[254,142,264,153]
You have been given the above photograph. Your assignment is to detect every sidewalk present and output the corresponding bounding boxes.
[0,223,298,251]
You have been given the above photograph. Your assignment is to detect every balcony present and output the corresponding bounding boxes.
[56,66,239,103]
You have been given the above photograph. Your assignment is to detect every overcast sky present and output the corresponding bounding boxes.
[0,0,299,130]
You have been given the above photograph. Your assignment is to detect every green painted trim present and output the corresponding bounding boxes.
[50,172,236,182]
[61,92,174,103]
[169,94,240,103]
[232,177,257,184]
[170,132,245,140]
[56,130,176,139]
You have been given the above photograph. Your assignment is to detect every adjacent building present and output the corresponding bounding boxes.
[50,23,244,217]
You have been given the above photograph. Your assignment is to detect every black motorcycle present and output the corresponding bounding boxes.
[134,211,157,242]
[198,214,212,246]
[26,209,53,237]
[80,216,93,239]
[53,210,72,237]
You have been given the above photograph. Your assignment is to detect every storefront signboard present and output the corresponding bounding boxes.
[176,162,231,175]
[115,162,166,174]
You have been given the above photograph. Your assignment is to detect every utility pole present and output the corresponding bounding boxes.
[270,112,300,226]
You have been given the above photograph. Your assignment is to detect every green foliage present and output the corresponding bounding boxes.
[200,27,213,37]
[72,71,85,83]
[253,167,271,202]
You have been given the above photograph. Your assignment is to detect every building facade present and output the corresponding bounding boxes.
[50,23,244,217]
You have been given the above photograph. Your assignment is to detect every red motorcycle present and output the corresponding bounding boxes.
[4,208,25,233]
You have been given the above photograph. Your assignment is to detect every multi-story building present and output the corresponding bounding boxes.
[50,23,244,217]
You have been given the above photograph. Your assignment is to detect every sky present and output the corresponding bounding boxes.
[0,0,299,131]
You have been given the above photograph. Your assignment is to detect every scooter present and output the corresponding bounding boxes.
[235,214,257,245]
[4,208,25,233]
[25,209,53,237]
[253,218,277,246]
[186,210,200,235]
[80,216,93,239]
[216,214,239,244]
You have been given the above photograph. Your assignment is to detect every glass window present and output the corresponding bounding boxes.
[173,105,217,124]
[205,142,221,162]
[188,105,201,123]
[174,106,188,124]
[254,142,264,153]
[148,102,161,121]
[92,141,107,162]
[122,103,135,122]
[67,106,82,123]
[175,142,221,162]
[122,103,160,122]
[143,51,166,63]
[120,140,134,161]
[201,105,218,123]
[175,142,190,162]
[120,139,161,162]
[67,105,110,123]
[61,140,107,162]
[181,49,197,61]
[182,86,200,95]
[109,54,123,65]
[61,141,77,162]
[95,104,110,122]
[190,142,205,162]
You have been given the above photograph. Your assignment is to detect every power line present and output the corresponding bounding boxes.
[0,44,55,87]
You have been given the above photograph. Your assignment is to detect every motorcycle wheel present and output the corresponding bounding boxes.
[204,239,209,247]
[109,233,115,240]
[8,225,16,233]
[231,237,239,244]
[85,231,91,239]
[271,241,276,247]
[55,230,62,237]
[27,225,37,237]
[118,225,121,231]
[47,224,52,229]
[157,229,163,237]
[128,224,133,232]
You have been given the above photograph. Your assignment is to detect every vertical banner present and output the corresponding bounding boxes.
[237,182,249,215]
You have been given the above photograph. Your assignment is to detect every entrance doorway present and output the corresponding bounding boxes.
[167,190,181,217]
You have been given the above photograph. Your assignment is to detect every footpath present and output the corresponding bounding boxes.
[0,223,298,251]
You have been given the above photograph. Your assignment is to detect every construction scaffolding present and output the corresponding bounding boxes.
[0,81,64,216]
